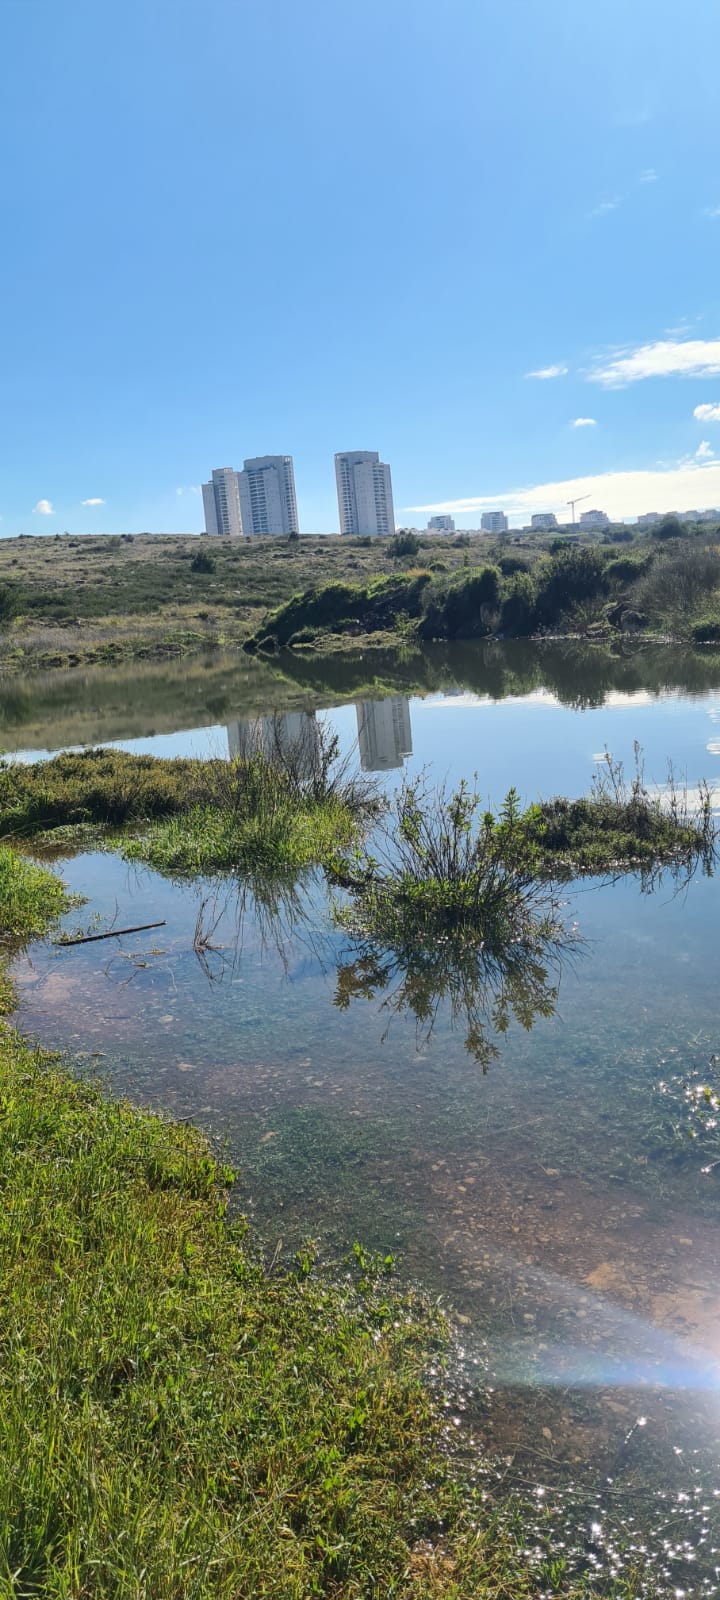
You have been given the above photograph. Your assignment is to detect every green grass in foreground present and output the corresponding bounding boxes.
[0,845,69,940]
[0,1032,542,1599]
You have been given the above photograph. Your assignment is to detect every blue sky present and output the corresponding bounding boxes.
[2,0,720,533]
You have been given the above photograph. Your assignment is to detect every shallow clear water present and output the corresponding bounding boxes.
[6,640,720,1592]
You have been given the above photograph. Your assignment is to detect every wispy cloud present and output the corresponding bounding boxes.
[588,197,621,220]
[572,417,597,428]
[526,364,568,380]
[408,458,720,525]
[703,207,720,219]
[176,485,201,496]
[33,499,53,515]
[589,338,720,387]
[694,403,720,422]
[639,168,658,184]
[696,441,715,460]
[81,497,105,506]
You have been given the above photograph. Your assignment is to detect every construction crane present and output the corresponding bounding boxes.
[566,493,590,526]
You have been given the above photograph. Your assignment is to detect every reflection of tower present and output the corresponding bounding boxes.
[226,712,320,778]
[356,698,412,772]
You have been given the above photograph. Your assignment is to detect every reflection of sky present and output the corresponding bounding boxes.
[13,688,720,810]
[326,691,720,809]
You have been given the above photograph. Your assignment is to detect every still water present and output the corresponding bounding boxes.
[5,640,720,1592]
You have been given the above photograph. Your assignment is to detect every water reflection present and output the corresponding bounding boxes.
[335,915,569,1070]
[7,639,720,757]
[226,711,321,778]
[225,698,413,776]
[356,696,412,771]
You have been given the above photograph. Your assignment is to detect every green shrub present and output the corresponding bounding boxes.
[500,571,536,635]
[248,574,431,650]
[652,514,687,540]
[635,544,720,623]
[190,548,216,574]
[534,546,608,627]
[389,530,420,559]
[605,552,654,586]
[419,566,501,640]
[498,555,530,577]
[0,583,18,625]
[691,617,720,642]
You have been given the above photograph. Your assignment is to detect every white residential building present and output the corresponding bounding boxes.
[427,514,455,532]
[530,512,558,532]
[237,455,299,537]
[335,450,395,537]
[636,512,662,527]
[356,697,412,772]
[480,511,508,533]
[201,468,244,537]
[578,508,610,530]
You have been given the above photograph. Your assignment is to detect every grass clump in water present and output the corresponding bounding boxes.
[0,1031,544,1599]
[517,747,715,879]
[334,780,571,1068]
[0,747,202,835]
[0,731,378,875]
[123,788,361,874]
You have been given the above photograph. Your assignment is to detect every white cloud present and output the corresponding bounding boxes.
[639,168,658,183]
[696,441,715,459]
[81,497,105,506]
[694,403,720,422]
[526,364,568,380]
[588,197,621,219]
[176,485,201,496]
[589,338,720,387]
[572,417,597,428]
[703,207,720,219]
[33,499,53,515]
[408,458,720,525]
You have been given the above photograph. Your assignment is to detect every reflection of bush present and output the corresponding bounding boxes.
[334,925,563,1071]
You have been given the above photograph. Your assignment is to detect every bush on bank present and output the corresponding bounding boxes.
[245,536,720,649]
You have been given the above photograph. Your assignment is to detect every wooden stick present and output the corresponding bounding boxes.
[58,920,166,947]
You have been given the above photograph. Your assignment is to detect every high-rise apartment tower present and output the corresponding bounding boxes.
[201,468,244,537]
[237,456,299,537]
[335,450,395,537]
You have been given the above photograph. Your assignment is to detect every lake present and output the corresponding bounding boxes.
[5,638,720,1593]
